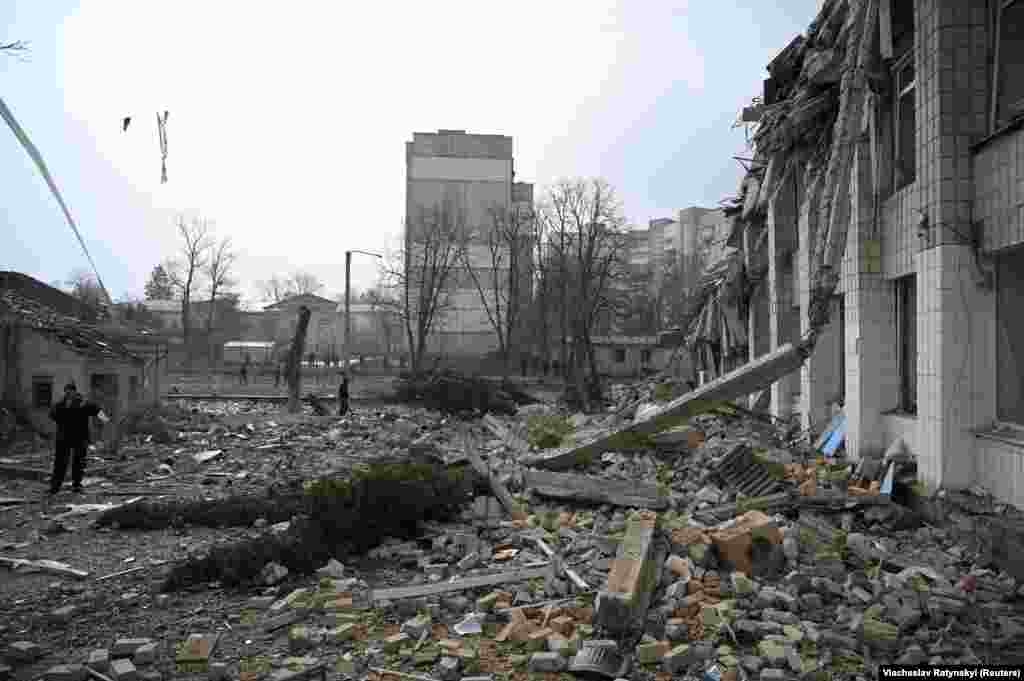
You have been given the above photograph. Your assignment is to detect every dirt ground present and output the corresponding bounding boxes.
[0,399,455,681]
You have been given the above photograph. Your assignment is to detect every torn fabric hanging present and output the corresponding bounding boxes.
[156,111,169,183]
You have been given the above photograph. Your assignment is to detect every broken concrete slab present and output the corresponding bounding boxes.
[522,470,669,511]
[594,511,660,635]
[523,342,808,470]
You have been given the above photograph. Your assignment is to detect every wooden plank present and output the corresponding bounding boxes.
[523,342,809,471]
[523,470,669,510]
[0,555,89,579]
[369,566,551,602]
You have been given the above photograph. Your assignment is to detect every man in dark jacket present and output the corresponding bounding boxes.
[48,383,103,495]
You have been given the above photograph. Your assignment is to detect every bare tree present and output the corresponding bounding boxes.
[462,203,534,378]
[288,271,324,297]
[165,214,213,358]
[203,237,237,332]
[386,201,470,373]
[536,178,629,410]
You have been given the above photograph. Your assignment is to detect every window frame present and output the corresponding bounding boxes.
[895,274,918,415]
[991,0,1024,131]
[994,245,1024,426]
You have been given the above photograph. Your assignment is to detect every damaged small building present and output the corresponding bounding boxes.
[703,0,1024,507]
[0,272,160,438]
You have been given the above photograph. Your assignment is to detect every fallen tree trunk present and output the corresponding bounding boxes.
[522,469,669,510]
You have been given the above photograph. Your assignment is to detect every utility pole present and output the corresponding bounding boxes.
[344,250,351,372]
[344,250,384,371]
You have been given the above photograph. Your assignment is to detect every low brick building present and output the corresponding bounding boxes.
[0,273,155,439]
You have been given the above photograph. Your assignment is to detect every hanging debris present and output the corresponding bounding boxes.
[156,110,169,183]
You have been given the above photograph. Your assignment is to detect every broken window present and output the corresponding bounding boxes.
[614,348,626,363]
[994,0,1024,129]
[996,246,1024,424]
[32,376,53,408]
[895,274,918,414]
[894,57,917,190]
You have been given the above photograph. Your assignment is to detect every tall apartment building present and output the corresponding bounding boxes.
[405,129,532,357]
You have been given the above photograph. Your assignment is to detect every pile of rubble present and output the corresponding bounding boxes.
[3,385,1024,681]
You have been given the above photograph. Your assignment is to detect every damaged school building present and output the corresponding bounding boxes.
[685,0,1024,508]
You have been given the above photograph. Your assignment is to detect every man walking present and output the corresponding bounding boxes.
[338,373,350,416]
[48,383,105,495]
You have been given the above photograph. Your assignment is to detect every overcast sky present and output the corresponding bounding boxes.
[1,0,818,308]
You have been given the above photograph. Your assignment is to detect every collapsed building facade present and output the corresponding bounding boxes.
[687,0,1024,507]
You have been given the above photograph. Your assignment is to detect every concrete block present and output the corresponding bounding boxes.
[112,639,153,658]
[594,511,660,634]
[110,659,138,681]
[133,643,158,666]
[44,665,87,681]
[87,649,110,673]
[527,652,566,673]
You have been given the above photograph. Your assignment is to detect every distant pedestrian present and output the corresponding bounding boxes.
[48,383,106,496]
[274,362,282,388]
[338,373,350,416]
[240,363,248,385]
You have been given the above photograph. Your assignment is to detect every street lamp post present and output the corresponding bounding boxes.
[344,249,384,372]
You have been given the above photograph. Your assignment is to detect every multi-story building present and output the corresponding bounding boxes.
[404,129,532,358]
[724,0,1024,508]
